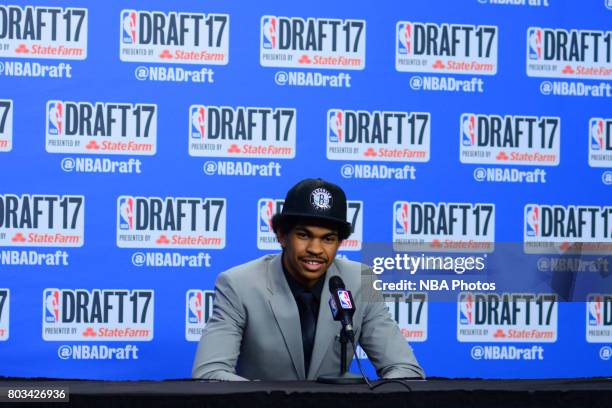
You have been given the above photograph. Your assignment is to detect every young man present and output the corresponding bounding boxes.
[192,178,424,380]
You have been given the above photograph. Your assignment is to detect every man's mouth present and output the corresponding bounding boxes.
[300,258,326,271]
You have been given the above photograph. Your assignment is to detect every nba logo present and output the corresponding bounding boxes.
[528,28,542,60]
[44,290,60,323]
[459,294,473,325]
[588,295,602,326]
[338,290,352,309]
[262,17,277,49]
[119,197,134,230]
[590,119,604,151]
[461,114,475,146]
[122,10,137,44]
[394,202,409,235]
[188,291,203,324]
[257,199,284,250]
[397,23,412,55]
[328,110,343,143]
[191,106,206,139]
[525,205,539,237]
[47,101,63,136]
[258,199,274,233]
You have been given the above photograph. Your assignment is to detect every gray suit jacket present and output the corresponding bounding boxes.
[192,254,424,380]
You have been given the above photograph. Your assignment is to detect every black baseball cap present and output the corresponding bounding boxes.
[272,178,352,239]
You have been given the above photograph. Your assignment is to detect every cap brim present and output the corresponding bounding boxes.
[276,212,352,232]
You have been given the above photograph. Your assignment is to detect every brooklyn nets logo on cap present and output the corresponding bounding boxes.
[310,188,332,211]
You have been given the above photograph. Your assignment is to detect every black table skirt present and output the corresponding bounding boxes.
[1,378,611,408]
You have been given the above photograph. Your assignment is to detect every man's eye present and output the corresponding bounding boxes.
[324,236,338,243]
[296,232,308,238]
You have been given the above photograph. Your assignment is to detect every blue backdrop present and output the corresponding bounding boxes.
[0,0,611,379]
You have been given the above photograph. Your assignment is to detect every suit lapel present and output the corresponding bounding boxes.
[267,254,306,379]
[308,263,342,379]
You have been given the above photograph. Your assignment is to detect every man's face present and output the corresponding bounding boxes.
[278,224,341,288]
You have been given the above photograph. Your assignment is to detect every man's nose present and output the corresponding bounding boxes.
[306,239,324,254]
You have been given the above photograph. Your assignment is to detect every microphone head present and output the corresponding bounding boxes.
[329,276,345,292]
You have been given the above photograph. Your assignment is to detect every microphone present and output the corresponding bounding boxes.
[328,276,356,341]
[318,276,366,384]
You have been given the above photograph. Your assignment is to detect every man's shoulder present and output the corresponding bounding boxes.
[333,257,379,300]
[333,256,366,272]
[333,257,370,282]
[218,254,277,283]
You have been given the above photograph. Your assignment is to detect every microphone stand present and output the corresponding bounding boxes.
[316,327,365,384]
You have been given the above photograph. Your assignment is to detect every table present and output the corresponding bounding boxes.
[0,378,610,407]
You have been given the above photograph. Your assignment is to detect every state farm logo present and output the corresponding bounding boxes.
[587,294,612,343]
[45,101,157,155]
[385,293,428,342]
[458,293,558,342]
[119,10,229,65]
[0,6,87,60]
[326,109,430,162]
[260,16,365,70]
[117,196,226,249]
[0,289,9,341]
[0,100,13,152]
[257,198,363,251]
[393,201,495,252]
[185,289,215,341]
[524,204,612,254]
[396,22,498,75]
[589,118,612,168]
[526,27,612,80]
[0,194,84,247]
[460,114,560,166]
[189,105,296,158]
[43,289,153,341]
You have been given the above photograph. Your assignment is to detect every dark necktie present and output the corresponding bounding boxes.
[297,291,316,375]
